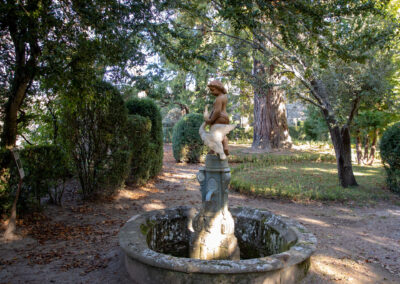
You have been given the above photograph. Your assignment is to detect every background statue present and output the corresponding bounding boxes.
[199,80,236,160]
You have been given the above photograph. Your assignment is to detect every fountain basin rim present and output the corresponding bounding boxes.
[119,206,317,274]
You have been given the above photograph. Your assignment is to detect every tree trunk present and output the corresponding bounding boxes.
[367,129,378,165]
[4,179,22,239]
[1,5,40,149]
[363,135,369,164]
[329,125,358,187]
[311,79,358,188]
[252,58,291,150]
[356,130,363,165]
[1,74,31,149]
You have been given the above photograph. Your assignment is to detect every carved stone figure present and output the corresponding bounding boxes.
[199,80,236,160]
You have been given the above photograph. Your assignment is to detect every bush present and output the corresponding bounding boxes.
[20,145,70,206]
[228,127,253,143]
[126,98,163,179]
[61,81,131,199]
[125,115,152,185]
[0,145,70,214]
[0,150,18,214]
[303,106,329,141]
[289,122,307,141]
[172,113,205,163]
[380,122,400,193]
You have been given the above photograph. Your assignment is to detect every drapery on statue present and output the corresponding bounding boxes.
[199,80,236,160]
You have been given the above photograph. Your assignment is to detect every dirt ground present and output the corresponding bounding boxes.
[1,145,400,284]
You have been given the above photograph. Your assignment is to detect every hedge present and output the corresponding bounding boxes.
[380,122,400,194]
[172,113,205,163]
[126,98,163,181]
[0,145,70,214]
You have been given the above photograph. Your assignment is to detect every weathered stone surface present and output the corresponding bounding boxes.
[119,206,317,284]
[190,154,239,260]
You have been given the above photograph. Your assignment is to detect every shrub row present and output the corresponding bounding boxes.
[172,113,205,163]
[1,88,163,214]
[126,98,163,183]
[0,145,70,214]
[61,81,132,199]
[380,122,400,194]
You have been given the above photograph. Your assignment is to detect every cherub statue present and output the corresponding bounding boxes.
[199,80,236,160]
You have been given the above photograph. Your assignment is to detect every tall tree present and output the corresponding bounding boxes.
[215,0,397,187]
[252,55,291,149]
[0,0,158,149]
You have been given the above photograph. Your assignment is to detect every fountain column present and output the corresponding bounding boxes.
[189,154,240,260]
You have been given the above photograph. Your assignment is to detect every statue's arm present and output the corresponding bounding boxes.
[206,97,223,125]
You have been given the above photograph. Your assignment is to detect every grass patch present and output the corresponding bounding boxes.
[231,155,392,202]
[229,151,336,164]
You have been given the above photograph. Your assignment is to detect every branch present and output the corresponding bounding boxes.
[160,99,190,114]
[294,92,324,110]
[19,133,33,145]
[347,93,361,126]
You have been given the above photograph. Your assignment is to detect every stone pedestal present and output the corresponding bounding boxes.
[189,154,240,260]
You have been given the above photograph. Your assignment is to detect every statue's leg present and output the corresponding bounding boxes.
[223,136,229,155]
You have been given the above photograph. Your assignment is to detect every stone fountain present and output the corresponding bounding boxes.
[119,80,316,283]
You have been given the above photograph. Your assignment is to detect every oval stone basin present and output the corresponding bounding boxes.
[119,206,317,284]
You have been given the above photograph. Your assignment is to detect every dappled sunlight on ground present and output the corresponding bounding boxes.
[115,189,148,201]
[302,167,336,174]
[142,199,166,211]
[307,254,389,283]
[296,216,331,227]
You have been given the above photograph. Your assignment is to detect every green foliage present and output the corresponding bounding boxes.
[163,126,174,143]
[0,0,162,148]
[288,122,307,141]
[126,98,164,178]
[230,153,391,202]
[126,98,163,178]
[0,150,17,214]
[229,151,336,164]
[228,127,253,143]
[20,145,70,206]
[380,122,400,193]
[303,107,330,141]
[125,115,152,185]
[0,145,70,214]
[172,113,205,163]
[61,81,131,199]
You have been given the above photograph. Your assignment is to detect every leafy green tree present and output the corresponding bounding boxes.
[212,0,398,187]
[0,0,160,149]
[303,106,330,141]
[156,3,292,150]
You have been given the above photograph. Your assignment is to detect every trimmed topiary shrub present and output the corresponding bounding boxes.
[172,113,205,163]
[61,81,131,199]
[126,98,163,179]
[380,122,400,194]
[125,115,152,185]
